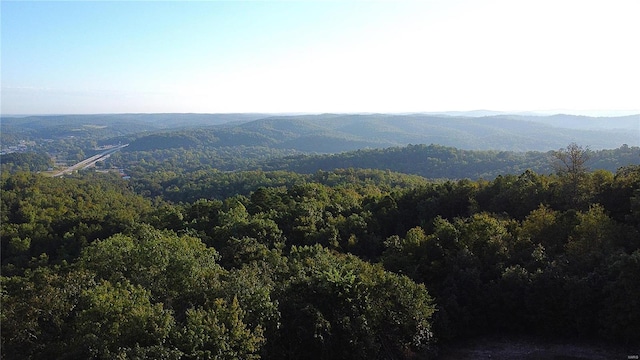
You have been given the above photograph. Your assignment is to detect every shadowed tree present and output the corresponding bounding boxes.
[553,142,590,208]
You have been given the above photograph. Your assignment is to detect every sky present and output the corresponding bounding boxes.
[1,0,639,115]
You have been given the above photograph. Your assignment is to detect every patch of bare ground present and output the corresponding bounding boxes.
[437,335,638,360]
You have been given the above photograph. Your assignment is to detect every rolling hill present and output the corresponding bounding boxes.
[121,113,639,153]
[3,113,638,154]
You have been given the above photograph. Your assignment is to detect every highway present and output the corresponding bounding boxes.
[53,144,128,177]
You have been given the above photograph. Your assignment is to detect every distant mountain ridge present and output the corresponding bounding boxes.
[2,113,638,152]
[123,113,638,152]
[521,113,639,130]
[0,113,269,141]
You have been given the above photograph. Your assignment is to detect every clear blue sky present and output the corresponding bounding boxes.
[2,0,639,115]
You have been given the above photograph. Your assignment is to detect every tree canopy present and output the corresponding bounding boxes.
[2,161,639,359]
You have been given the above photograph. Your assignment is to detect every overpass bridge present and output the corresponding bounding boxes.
[53,144,128,177]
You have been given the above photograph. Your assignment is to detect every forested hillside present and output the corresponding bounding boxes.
[0,113,267,145]
[259,144,640,179]
[2,113,639,358]
[2,161,639,359]
[3,113,638,184]
[3,113,638,152]
[115,114,640,152]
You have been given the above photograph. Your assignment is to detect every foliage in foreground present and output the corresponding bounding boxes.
[2,163,639,359]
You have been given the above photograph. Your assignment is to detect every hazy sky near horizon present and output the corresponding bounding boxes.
[2,0,639,115]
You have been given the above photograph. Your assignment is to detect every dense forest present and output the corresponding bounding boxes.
[94,143,638,181]
[2,113,639,358]
[3,113,639,153]
[2,152,639,358]
[2,142,639,182]
[258,144,640,179]
[4,113,638,182]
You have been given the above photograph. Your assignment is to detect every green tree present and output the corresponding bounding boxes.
[553,142,590,208]
[1,267,96,359]
[174,298,265,360]
[565,204,620,271]
[73,280,176,359]
[600,250,640,344]
[79,225,225,314]
[273,245,435,359]
[519,204,564,257]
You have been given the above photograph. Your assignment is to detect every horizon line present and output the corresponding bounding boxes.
[2,109,640,117]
